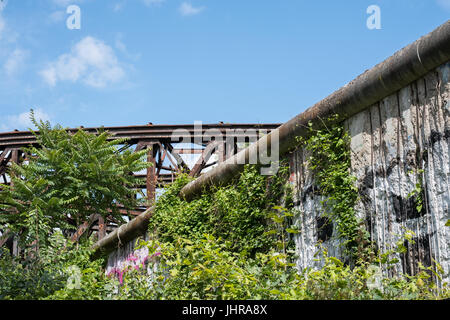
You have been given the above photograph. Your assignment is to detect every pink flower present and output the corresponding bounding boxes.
[127,254,138,262]
[107,267,119,278]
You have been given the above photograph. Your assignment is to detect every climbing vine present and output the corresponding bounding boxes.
[297,115,365,258]
[148,161,294,257]
[407,168,425,214]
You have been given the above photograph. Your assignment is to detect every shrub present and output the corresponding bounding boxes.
[0,111,149,250]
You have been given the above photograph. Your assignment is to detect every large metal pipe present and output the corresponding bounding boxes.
[92,20,450,257]
[179,20,450,201]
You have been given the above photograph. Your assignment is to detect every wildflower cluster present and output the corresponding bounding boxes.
[107,249,161,285]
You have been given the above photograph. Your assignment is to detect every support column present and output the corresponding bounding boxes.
[10,149,19,166]
[218,141,226,163]
[146,143,158,206]
[98,216,106,241]
[10,149,20,257]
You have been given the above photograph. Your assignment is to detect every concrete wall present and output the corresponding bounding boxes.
[289,62,450,284]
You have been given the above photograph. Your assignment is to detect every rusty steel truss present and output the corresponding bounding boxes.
[0,122,280,250]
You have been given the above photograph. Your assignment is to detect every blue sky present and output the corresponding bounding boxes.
[0,0,449,131]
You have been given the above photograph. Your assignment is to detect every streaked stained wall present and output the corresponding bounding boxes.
[290,62,450,284]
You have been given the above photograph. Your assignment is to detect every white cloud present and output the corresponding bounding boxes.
[0,0,7,39]
[113,2,125,12]
[40,36,125,88]
[178,2,205,16]
[115,34,127,53]
[437,0,450,10]
[112,0,165,12]
[0,0,7,12]
[115,33,141,61]
[142,0,165,7]
[4,48,27,76]
[0,15,4,38]
[0,109,51,132]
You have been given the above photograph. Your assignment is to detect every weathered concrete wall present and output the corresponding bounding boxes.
[289,62,450,284]
[105,234,149,276]
[104,233,161,285]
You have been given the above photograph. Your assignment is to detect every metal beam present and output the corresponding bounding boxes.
[70,214,102,242]
[0,123,281,150]
[189,141,220,178]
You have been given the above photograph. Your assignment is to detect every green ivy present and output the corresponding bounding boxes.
[296,116,366,258]
[149,162,293,256]
[407,169,425,214]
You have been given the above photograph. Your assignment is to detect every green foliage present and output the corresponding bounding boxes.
[290,245,447,300]
[150,236,295,300]
[266,206,298,265]
[407,169,425,214]
[0,231,109,300]
[110,233,448,300]
[2,230,447,300]
[1,168,448,300]
[111,235,297,300]
[296,116,364,257]
[0,110,149,249]
[149,163,292,256]
[0,247,65,300]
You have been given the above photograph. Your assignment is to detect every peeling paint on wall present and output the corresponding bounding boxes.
[289,62,450,285]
